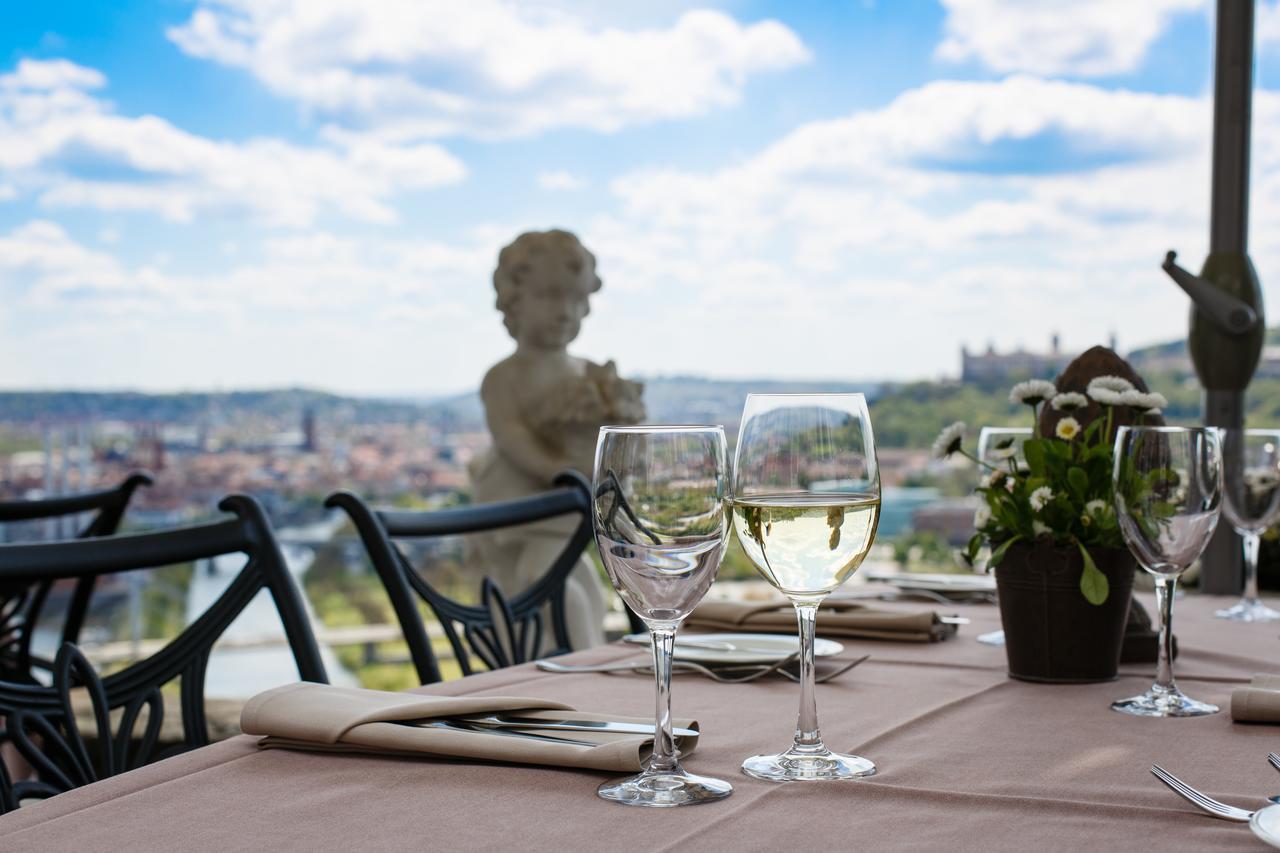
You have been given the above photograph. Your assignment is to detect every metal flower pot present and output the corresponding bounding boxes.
[994,539,1135,683]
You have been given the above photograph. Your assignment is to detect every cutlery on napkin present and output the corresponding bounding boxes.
[1231,674,1280,724]
[240,682,699,772]
[684,599,958,642]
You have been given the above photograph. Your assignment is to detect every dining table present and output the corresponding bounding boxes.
[1,591,1279,852]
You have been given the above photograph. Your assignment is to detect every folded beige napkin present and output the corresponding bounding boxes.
[1231,674,1280,723]
[684,599,957,643]
[240,683,698,773]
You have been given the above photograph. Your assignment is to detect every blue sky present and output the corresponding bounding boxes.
[2,0,1279,395]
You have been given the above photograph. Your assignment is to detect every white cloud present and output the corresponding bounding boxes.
[0,218,513,391]
[536,169,586,190]
[936,0,1205,76]
[0,59,467,227]
[1259,1,1280,48]
[167,0,811,139]
[570,74,1228,380]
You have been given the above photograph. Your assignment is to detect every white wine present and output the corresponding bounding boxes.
[731,494,880,597]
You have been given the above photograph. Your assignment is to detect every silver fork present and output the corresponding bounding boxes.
[1150,764,1254,822]
[536,653,869,684]
[708,653,870,684]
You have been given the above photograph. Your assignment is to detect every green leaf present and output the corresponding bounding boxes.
[1067,466,1088,500]
[987,536,1021,570]
[1023,440,1047,474]
[1076,539,1109,605]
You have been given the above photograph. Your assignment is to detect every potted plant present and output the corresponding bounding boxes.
[932,373,1168,683]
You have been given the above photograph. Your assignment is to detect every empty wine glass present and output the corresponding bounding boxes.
[974,427,1032,647]
[731,394,880,781]
[1111,426,1222,717]
[593,425,733,806]
[1215,428,1280,622]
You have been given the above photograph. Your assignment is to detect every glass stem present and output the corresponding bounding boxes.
[1153,577,1177,694]
[792,602,825,753]
[648,626,679,773]
[1243,532,1262,604]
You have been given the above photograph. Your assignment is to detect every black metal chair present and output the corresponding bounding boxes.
[0,473,152,683]
[326,471,606,684]
[0,494,327,808]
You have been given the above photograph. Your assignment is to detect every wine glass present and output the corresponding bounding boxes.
[1111,426,1222,717]
[592,425,733,806]
[730,394,880,782]
[974,427,1032,647]
[1215,428,1280,622]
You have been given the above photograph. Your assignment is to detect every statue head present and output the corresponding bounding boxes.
[493,229,602,350]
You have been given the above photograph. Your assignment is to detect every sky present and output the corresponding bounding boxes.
[4,0,1280,396]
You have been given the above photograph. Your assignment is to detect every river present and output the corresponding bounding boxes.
[193,514,358,698]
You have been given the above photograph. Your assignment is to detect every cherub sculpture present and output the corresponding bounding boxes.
[469,229,645,648]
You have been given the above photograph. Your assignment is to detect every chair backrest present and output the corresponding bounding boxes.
[326,472,594,683]
[0,473,152,681]
[0,493,327,775]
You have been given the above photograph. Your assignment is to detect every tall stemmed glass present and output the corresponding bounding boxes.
[593,425,733,806]
[974,427,1032,647]
[1215,428,1280,622]
[1111,426,1223,717]
[731,394,880,781]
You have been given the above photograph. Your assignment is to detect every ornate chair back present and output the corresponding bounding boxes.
[326,472,595,683]
[0,494,327,808]
[0,473,152,682]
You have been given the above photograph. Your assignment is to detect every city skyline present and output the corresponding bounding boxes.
[4,2,1280,396]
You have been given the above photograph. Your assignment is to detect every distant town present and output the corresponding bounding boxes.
[0,329,1263,542]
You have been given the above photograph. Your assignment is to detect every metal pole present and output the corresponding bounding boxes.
[1201,0,1255,593]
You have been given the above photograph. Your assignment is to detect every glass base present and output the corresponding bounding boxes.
[741,746,876,782]
[1215,598,1280,622]
[597,768,733,807]
[1111,686,1219,718]
[976,629,1006,646]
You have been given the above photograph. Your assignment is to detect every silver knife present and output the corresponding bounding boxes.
[414,719,597,747]
[457,714,698,739]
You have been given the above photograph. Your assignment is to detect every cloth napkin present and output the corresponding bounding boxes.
[1231,674,1280,723]
[684,599,957,643]
[241,682,699,772]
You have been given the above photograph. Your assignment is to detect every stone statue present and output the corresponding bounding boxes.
[469,229,645,649]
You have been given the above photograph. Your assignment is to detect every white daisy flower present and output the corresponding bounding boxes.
[1055,417,1081,441]
[1089,376,1135,394]
[1050,392,1088,412]
[974,504,992,530]
[1087,386,1127,406]
[1118,390,1168,413]
[1085,499,1108,517]
[1005,478,1016,493]
[932,421,966,459]
[1029,486,1054,512]
[1032,521,1051,537]
[1009,379,1057,407]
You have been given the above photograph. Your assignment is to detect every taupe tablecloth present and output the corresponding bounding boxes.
[3,593,1280,852]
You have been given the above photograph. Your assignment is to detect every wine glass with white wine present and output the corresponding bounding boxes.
[730,394,881,782]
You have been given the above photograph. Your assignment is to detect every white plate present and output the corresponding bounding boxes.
[864,572,996,593]
[1252,804,1280,849]
[622,632,844,665]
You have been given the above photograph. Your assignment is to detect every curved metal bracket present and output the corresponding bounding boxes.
[1162,250,1258,336]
